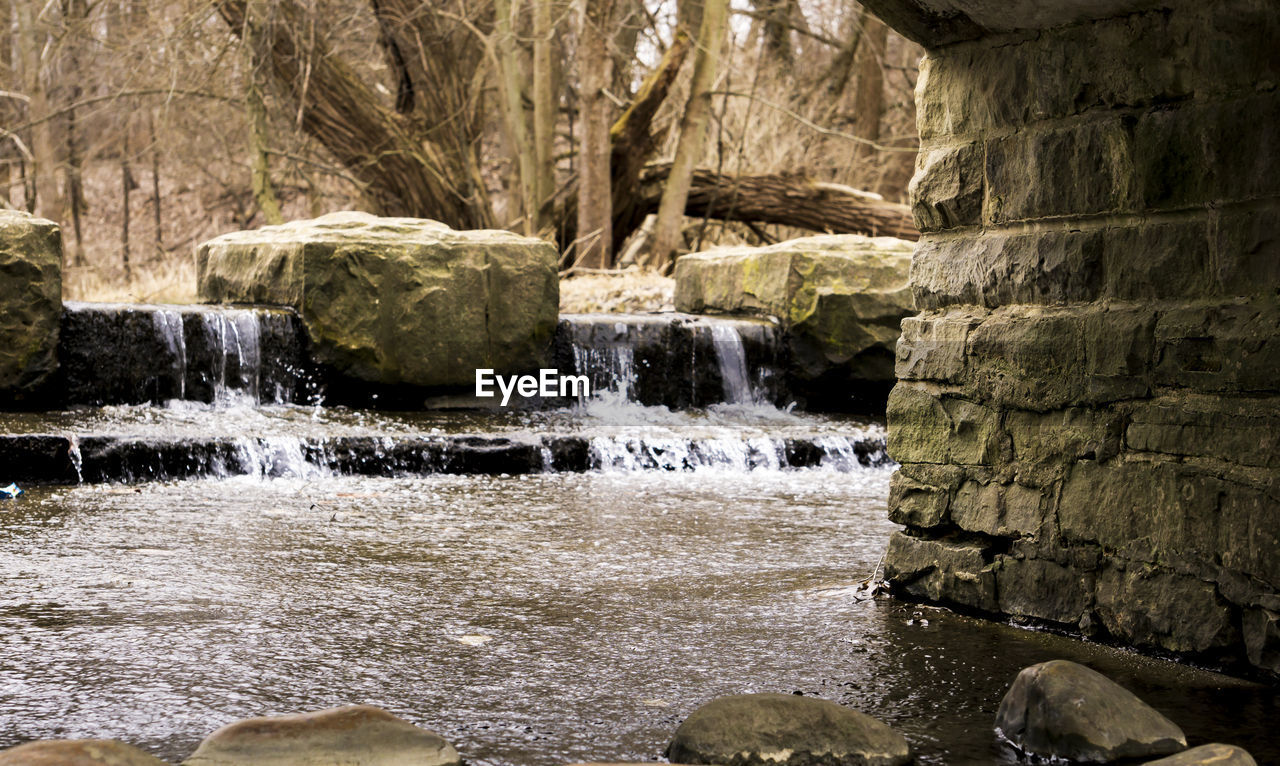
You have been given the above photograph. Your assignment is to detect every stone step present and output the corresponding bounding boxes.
[0,432,889,485]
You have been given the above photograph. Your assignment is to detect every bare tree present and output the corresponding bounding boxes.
[647,0,729,270]
[220,0,494,227]
[574,0,617,268]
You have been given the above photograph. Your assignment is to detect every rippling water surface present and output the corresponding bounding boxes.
[0,467,1273,765]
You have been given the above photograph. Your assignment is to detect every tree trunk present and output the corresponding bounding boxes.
[221,0,493,228]
[121,125,132,281]
[60,0,89,264]
[149,110,163,253]
[574,0,616,268]
[494,0,537,233]
[531,0,556,232]
[245,11,283,226]
[752,0,794,64]
[851,14,887,159]
[814,4,867,103]
[15,0,59,220]
[0,0,12,207]
[646,0,728,269]
[638,164,918,239]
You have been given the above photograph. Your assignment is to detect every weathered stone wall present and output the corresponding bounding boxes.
[884,0,1280,676]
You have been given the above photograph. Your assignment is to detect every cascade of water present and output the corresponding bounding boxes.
[567,321,636,402]
[228,436,329,479]
[197,309,266,405]
[153,309,188,400]
[67,437,84,483]
[708,323,760,405]
[587,433,835,472]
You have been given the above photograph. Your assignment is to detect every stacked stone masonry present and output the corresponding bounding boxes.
[884,0,1280,677]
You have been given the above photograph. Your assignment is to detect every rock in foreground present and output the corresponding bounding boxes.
[181,704,461,766]
[996,660,1186,762]
[1142,744,1257,765]
[198,211,558,388]
[0,739,168,766]
[0,210,61,402]
[666,693,911,766]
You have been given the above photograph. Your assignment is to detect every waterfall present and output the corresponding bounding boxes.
[570,328,636,401]
[556,313,781,408]
[153,309,187,400]
[708,323,761,405]
[61,302,307,407]
[200,310,265,404]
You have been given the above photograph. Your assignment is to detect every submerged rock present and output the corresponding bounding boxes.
[0,739,168,766]
[0,210,61,403]
[1141,743,1257,765]
[673,234,913,411]
[666,693,911,766]
[198,211,558,388]
[182,704,460,766]
[995,660,1186,762]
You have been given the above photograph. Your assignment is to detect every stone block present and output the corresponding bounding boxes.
[1007,407,1124,466]
[0,210,61,400]
[674,235,914,392]
[911,229,1106,309]
[951,480,1045,538]
[916,3,1280,140]
[964,307,1085,410]
[198,212,559,388]
[1095,566,1239,654]
[673,249,793,316]
[996,558,1093,626]
[1214,203,1280,298]
[909,143,984,231]
[1135,93,1280,210]
[1219,482,1280,589]
[1082,305,1156,402]
[887,471,950,529]
[1103,220,1214,302]
[911,219,1226,311]
[884,532,999,613]
[1059,460,1223,567]
[1153,299,1280,394]
[1242,608,1280,676]
[985,121,1137,224]
[895,309,984,383]
[886,383,1003,465]
[896,461,967,491]
[1126,394,1280,468]
[1194,1,1280,96]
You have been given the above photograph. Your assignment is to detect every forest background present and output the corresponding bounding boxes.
[1,0,921,305]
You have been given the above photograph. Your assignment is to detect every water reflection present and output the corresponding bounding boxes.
[0,471,1273,764]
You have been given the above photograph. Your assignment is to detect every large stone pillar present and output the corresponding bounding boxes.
[879,0,1280,676]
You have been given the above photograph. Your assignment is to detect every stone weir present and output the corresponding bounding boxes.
[552,313,782,408]
[54,303,785,410]
[0,432,888,485]
[58,302,312,407]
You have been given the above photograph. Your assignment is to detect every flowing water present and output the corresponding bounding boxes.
[0,470,1274,765]
[2,304,1275,763]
